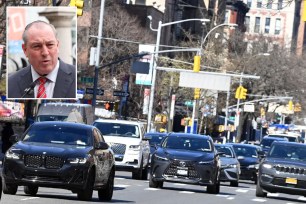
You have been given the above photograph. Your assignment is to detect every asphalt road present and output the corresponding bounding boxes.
[1,171,306,204]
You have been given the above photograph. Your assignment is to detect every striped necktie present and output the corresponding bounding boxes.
[37,77,47,98]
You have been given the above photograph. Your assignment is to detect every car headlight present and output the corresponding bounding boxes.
[5,149,22,160]
[228,164,237,168]
[67,157,88,164]
[154,154,168,161]
[249,164,259,169]
[129,145,140,150]
[262,163,272,169]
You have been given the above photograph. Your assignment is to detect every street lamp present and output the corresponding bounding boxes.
[201,23,238,50]
[146,18,210,133]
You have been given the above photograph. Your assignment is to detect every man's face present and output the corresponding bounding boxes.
[22,24,59,75]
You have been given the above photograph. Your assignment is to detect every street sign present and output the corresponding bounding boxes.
[86,88,104,95]
[113,90,130,97]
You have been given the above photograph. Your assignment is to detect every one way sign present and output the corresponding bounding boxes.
[113,90,130,97]
[86,88,104,95]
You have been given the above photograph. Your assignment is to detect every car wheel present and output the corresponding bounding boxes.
[24,186,39,196]
[149,174,163,188]
[230,181,239,187]
[255,180,267,197]
[207,176,220,194]
[98,169,114,201]
[77,169,95,201]
[132,159,143,180]
[3,182,18,195]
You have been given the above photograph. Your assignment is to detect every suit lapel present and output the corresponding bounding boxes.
[53,60,74,98]
[19,67,35,98]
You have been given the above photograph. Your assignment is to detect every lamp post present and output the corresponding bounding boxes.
[146,18,210,133]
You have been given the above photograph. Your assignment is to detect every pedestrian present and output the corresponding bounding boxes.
[7,20,76,99]
[1,122,14,153]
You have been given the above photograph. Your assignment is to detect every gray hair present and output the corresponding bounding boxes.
[22,20,57,44]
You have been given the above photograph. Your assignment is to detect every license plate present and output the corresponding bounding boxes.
[285,177,297,185]
[177,169,188,176]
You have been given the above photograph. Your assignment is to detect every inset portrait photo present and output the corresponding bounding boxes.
[6,6,77,99]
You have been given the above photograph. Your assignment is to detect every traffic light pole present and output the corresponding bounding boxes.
[92,0,105,110]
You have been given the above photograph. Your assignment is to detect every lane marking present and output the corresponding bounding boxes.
[227,197,235,200]
[267,193,279,197]
[145,188,160,191]
[298,196,306,201]
[179,191,194,194]
[251,198,266,202]
[173,183,187,186]
[216,194,230,198]
[115,177,126,180]
[115,184,130,188]
[236,189,249,193]
[21,197,40,201]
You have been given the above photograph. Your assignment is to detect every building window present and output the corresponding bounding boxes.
[245,16,250,32]
[267,0,272,9]
[247,0,252,8]
[278,0,283,10]
[257,0,262,8]
[254,17,261,33]
[265,17,270,33]
[275,18,281,35]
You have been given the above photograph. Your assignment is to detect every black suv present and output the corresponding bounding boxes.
[149,133,222,194]
[2,122,115,201]
[256,141,306,197]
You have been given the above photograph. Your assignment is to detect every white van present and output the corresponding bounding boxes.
[36,103,94,125]
[93,119,150,180]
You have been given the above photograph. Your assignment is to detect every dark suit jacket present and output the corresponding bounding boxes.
[8,59,76,99]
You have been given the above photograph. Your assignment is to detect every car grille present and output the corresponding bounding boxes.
[108,143,126,155]
[274,165,306,175]
[24,155,63,169]
[164,160,200,179]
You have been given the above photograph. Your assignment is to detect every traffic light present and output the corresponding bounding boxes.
[239,86,247,100]
[235,86,242,99]
[194,88,200,99]
[70,0,84,16]
[193,55,201,72]
[288,100,293,111]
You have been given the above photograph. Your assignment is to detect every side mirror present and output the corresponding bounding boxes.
[9,134,19,143]
[96,142,109,150]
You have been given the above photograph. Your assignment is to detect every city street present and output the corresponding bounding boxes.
[1,171,306,204]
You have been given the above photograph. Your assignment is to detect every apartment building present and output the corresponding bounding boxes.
[242,0,295,52]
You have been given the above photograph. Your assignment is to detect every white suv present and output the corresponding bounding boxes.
[93,119,150,180]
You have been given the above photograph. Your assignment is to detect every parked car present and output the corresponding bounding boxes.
[149,133,222,194]
[260,136,288,153]
[93,119,150,180]
[2,121,115,201]
[144,132,167,164]
[215,144,240,187]
[229,143,264,184]
[256,141,306,197]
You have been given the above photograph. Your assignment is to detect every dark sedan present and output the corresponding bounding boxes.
[260,136,288,153]
[257,141,306,197]
[215,144,240,187]
[149,133,222,194]
[2,122,115,201]
[229,143,263,184]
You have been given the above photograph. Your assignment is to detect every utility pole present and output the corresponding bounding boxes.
[92,0,105,110]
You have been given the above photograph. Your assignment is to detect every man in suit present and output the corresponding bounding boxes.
[8,20,76,99]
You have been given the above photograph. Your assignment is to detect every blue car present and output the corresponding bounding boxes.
[260,136,288,154]
[144,132,167,164]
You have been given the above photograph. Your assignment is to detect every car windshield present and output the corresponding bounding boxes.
[148,135,165,146]
[162,136,212,152]
[23,125,92,146]
[232,146,258,158]
[215,146,234,158]
[94,122,140,138]
[260,139,277,148]
[268,135,297,142]
[268,144,306,161]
